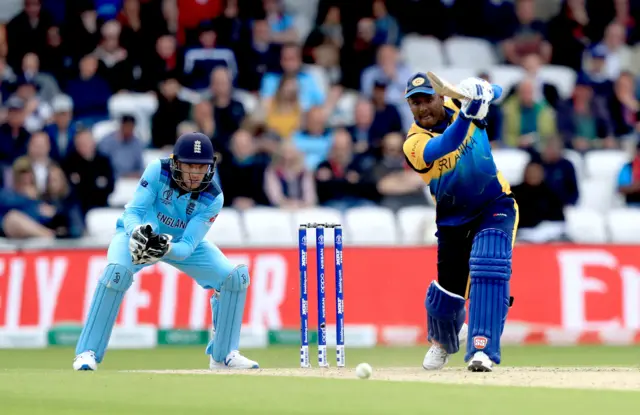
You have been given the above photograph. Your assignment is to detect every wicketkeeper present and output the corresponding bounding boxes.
[402,73,518,372]
[73,132,259,371]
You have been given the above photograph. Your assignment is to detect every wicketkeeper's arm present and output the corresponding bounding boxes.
[164,193,224,261]
[122,160,161,235]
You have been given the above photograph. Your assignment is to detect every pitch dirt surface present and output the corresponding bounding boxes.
[125,366,640,391]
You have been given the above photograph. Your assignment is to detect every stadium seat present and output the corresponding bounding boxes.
[401,35,446,71]
[584,149,628,181]
[443,37,498,70]
[396,206,437,245]
[234,89,259,115]
[564,206,608,243]
[108,93,159,145]
[492,148,531,186]
[538,65,577,100]
[432,67,477,86]
[577,177,622,212]
[243,207,296,246]
[92,119,118,142]
[344,206,398,245]
[143,149,171,167]
[488,65,526,102]
[291,207,343,247]
[85,208,124,241]
[205,208,244,247]
[563,149,585,182]
[108,178,139,207]
[606,208,640,243]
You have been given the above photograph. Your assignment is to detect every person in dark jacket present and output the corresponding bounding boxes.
[0,97,31,168]
[41,164,85,238]
[61,128,115,215]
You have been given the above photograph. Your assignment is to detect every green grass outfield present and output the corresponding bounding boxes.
[0,346,639,415]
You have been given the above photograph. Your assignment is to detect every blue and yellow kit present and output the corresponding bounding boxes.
[403,99,512,227]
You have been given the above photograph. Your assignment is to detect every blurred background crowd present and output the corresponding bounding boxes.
[0,0,639,245]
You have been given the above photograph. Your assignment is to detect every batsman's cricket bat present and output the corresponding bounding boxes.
[426,71,471,100]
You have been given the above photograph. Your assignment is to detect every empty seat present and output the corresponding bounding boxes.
[92,119,118,142]
[443,36,498,70]
[488,65,526,102]
[401,35,445,71]
[243,207,295,246]
[205,208,244,247]
[492,148,531,186]
[108,178,140,207]
[564,206,608,243]
[291,207,343,247]
[85,208,124,241]
[344,206,398,245]
[538,65,577,99]
[577,177,620,212]
[396,206,437,245]
[584,149,628,181]
[607,208,640,243]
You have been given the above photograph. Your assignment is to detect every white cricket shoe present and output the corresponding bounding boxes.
[422,323,468,370]
[73,351,98,371]
[422,344,449,370]
[467,351,493,372]
[210,350,259,370]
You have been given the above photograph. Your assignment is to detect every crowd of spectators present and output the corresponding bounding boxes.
[0,0,639,244]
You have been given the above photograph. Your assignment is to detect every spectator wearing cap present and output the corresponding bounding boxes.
[360,44,413,132]
[369,78,403,142]
[43,94,77,160]
[21,52,60,104]
[62,128,115,215]
[151,74,191,150]
[65,55,112,127]
[182,20,238,91]
[6,0,54,70]
[0,96,31,168]
[577,45,615,101]
[14,78,53,133]
[260,43,326,113]
[97,114,144,179]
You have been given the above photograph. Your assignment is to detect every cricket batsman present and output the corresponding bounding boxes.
[73,132,259,371]
[402,73,518,372]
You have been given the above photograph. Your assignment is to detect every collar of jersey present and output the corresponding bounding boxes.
[416,106,454,134]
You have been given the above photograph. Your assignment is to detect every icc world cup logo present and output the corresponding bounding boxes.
[336,235,342,245]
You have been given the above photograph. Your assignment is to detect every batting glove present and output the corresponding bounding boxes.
[457,77,494,120]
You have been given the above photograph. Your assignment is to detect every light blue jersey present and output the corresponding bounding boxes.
[116,158,223,261]
[76,157,252,366]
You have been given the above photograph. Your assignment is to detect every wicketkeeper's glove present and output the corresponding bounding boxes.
[129,224,172,265]
[457,77,494,121]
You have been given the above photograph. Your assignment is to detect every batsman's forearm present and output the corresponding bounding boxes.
[422,115,472,162]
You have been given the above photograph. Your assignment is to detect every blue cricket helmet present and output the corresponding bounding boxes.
[170,132,217,192]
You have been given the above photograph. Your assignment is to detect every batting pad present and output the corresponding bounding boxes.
[465,229,511,364]
[425,280,466,354]
[210,265,250,363]
[75,264,133,362]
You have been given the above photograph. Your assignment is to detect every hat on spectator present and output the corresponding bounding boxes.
[590,44,608,59]
[374,78,388,89]
[6,96,25,110]
[198,19,217,34]
[52,94,73,113]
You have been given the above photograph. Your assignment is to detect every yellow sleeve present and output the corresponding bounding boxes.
[403,133,432,171]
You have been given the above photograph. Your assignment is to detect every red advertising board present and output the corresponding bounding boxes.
[0,245,639,335]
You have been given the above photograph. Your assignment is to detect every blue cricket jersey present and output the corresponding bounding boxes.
[403,98,512,227]
[116,158,223,261]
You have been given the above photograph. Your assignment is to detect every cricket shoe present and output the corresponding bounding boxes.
[422,323,468,370]
[73,351,98,371]
[467,351,493,372]
[210,350,259,370]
